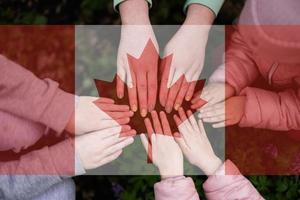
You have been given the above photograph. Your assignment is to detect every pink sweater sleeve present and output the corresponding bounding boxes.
[0,55,74,134]
[154,176,200,200]
[225,29,260,94]
[0,139,74,176]
[203,160,264,200]
[239,87,300,130]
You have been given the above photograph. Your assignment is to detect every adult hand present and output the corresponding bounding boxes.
[191,83,235,110]
[117,0,159,117]
[65,96,134,135]
[198,96,246,128]
[75,127,135,170]
[159,4,215,113]
[173,108,222,175]
[140,111,183,179]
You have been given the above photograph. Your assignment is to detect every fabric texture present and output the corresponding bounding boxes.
[183,0,224,16]
[154,160,263,200]
[0,54,76,199]
[113,0,152,12]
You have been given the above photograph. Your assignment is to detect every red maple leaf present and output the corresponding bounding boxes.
[94,39,206,162]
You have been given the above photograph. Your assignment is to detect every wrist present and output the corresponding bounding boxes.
[159,166,184,180]
[184,4,215,25]
[196,156,222,175]
[65,111,75,134]
[119,0,151,25]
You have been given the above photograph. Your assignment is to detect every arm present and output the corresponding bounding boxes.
[225,30,260,94]
[159,4,216,113]
[203,160,264,200]
[239,87,300,130]
[0,55,74,134]
[0,175,64,200]
[139,111,200,200]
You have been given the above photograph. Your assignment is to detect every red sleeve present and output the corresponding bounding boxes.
[0,139,74,176]
[203,160,264,200]
[239,87,300,130]
[0,55,74,134]
[225,28,260,94]
[154,176,200,200]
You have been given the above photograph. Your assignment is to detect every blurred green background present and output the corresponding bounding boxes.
[0,0,299,199]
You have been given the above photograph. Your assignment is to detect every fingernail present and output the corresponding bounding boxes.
[129,111,134,116]
[185,96,191,101]
[166,107,172,113]
[117,93,122,99]
[141,109,147,117]
[132,104,137,112]
[174,103,180,110]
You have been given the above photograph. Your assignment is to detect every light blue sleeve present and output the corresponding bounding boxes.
[184,0,224,16]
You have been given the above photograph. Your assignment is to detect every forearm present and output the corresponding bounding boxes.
[119,0,150,25]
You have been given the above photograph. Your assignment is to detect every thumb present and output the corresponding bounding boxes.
[140,133,149,153]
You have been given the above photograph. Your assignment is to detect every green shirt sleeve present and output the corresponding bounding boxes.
[184,0,224,16]
[113,0,152,12]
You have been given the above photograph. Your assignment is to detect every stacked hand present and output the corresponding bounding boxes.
[140,111,183,179]
[66,96,136,171]
[173,108,222,175]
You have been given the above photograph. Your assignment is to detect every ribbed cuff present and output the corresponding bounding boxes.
[113,0,152,12]
[184,0,224,16]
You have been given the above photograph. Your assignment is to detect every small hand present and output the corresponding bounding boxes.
[191,83,235,110]
[173,108,222,175]
[75,127,135,170]
[117,25,159,117]
[66,96,134,135]
[198,96,246,128]
[159,25,210,113]
[140,111,183,179]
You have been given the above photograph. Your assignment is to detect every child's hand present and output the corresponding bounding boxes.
[66,96,134,135]
[173,108,222,175]
[140,111,183,179]
[198,96,246,128]
[191,83,235,110]
[76,126,135,170]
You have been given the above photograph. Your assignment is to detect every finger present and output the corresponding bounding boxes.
[178,107,193,133]
[173,114,183,127]
[173,79,189,111]
[120,129,137,137]
[159,111,172,136]
[167,65,176,88]
[136,72,148,117]
[185,81,197,101]
[116,74,125,99]
[187,110,198,131]
[174,135,189,151]
[128,71,138,112]
[103,137,134,156]
[212,121,226,128]
[151,111,163,134]
[159,58,172,107]
[197,119,207,138]
[105,111,134,119]
[165,76,183,113]
[93,97,115,104]
[202,115,225,123]
[144,118,154,134]
[190,99,207,110]
[96,104,130,112]
[117,65,126,99]
[97,150,123,167]
[199,102,224,113]
[191,91,201,104]
[140,133,149,153]
[115,118,130,125]
[178,107,188,122]
[198,109,225,119]
[147,70,157,112]
[89,126,122,140]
